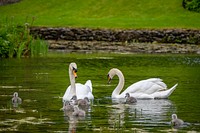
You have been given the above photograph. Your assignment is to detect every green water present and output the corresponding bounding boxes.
[0,52,200,132]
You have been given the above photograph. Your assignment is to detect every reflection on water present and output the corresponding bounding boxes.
[0,53,200,132]
[108,99,175,132]
[0,116,52,132]
[64,110,84,133]
[62,101,93,133]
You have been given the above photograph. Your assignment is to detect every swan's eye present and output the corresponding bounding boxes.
[107,74,110,79]
[107,74,112,83]
[73,67,77,72]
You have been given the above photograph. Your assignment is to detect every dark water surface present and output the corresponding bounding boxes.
[0,52,200,132]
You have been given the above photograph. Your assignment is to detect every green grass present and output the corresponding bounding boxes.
[0,0,200,29]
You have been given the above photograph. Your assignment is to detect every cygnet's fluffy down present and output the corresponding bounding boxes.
[72,106,85,117]
[171,114,184,129]
[125,93,137,104]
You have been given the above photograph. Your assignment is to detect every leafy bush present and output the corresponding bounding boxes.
[183,0,200,13]
[0,17,48,58]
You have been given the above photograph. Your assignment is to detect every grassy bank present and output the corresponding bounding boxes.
[0,0,200,29]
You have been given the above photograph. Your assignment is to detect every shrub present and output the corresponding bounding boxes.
[0,17,48,58]
[183,0,200,13]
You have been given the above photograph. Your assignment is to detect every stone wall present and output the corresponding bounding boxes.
[0,0,20,5]
[30,27,200,44]
[47,40,200,54]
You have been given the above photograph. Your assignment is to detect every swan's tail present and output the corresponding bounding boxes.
[167,83,178,96]
[85,80,93,92]
[154,83,178,99]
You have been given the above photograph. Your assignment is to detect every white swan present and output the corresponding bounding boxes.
[63,63,94,102]
[107,68,178,99]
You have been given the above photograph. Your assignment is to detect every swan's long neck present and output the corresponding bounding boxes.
[69,67,76,96]
[112,69,125,98]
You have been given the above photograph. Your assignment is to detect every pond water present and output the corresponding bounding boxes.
[0,52,200,132]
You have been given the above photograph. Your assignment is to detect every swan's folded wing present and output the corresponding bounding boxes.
[152,83,178,98]
[84,80,92,92]
[76,83,94,99]
[145,78,162,82]
[145,78,167,88]
[125,78,167,94]
[125,80,153,94]
[63,86,71,101]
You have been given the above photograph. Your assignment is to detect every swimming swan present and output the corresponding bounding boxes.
[107,68,178,99]
[63,63,94,102]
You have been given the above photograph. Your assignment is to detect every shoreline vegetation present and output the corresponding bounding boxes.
[0,18,48,58]
[0,0,200,57]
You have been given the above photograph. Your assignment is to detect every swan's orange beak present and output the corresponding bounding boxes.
[107,74,112,84]
[73,70,77,78]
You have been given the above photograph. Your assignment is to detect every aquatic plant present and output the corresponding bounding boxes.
[0,17,48,58]
[30,37,48,57]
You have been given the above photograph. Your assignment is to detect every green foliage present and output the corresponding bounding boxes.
[30,38,48,57]
[0,38,10,58]
[183,0,200,13]
[0,17,48,58]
